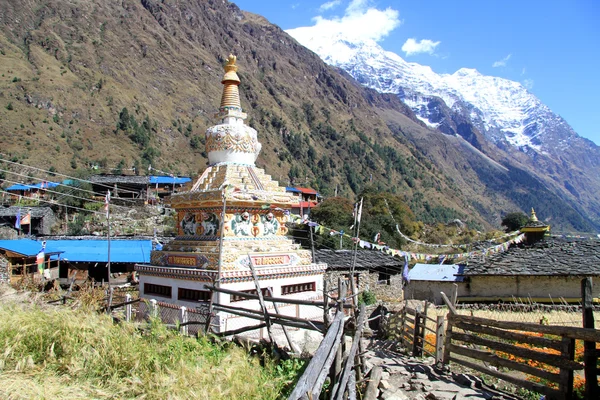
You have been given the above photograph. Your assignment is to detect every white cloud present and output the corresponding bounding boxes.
[318,0,341,12]
[521,67,527,75]
[401,38,441,56]
[492,54,512,68]
[287,0,401,43]
[523,79,534,90]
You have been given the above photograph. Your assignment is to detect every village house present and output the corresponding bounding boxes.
[458,210,600,303]
[314,249,405,302]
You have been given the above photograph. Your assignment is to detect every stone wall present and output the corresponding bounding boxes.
[0,255,9,284]
[464,275,600,300]
[324,270,404,303]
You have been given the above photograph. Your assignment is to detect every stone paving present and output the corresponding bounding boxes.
[363,339,521,400]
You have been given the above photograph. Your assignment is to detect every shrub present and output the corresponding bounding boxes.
[5,102,13,110]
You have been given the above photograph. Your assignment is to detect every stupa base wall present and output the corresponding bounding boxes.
[136,263,326,334]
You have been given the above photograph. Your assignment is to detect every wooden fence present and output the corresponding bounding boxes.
[396,300,446,362]
[441,278,600,400]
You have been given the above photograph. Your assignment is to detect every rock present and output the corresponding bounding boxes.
[380,379,392,390]
[454,374,476,388]
[426,391,456,400]
[413,372,429,380]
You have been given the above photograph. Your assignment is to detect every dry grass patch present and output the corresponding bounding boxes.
[0,298,290,399]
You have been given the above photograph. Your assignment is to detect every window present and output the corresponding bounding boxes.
[281,282,316,295]
[378,272,391,285]
[178,288,211,302]
[144,283,172,298]
[231,287,271,302]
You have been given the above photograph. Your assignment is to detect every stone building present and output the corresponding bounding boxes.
[459,210,600,302]
[136,55,326,333]
[315,249,405,302]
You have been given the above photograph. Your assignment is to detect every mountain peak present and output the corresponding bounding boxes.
[453,68,481,77]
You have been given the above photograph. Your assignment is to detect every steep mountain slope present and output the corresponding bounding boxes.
[0,0,595,232]
[286,33,600,230]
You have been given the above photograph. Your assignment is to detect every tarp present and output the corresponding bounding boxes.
[149,176,191,185]
[285,187,302,193]
[408,263,465,282]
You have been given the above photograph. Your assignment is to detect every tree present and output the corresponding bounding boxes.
[501,212,529,232]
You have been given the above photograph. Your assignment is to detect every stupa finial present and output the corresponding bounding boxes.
[218,54,243,115]
[530,207,538,222]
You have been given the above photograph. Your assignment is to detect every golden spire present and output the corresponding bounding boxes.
[529,207,538,222]
[219,54,242,111]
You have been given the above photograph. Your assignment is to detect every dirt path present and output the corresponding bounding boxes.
[363,338,522,400]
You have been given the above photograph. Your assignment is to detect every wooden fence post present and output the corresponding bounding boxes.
[559,336,575,400]
[125,294,132,322]
[150,299,158,319]
[413,311,422,357]
[180,306,188,336]
[435,315,445,364]
[581,277,599,399]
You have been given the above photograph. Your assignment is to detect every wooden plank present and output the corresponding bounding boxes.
[436,315,445,364]
[267,287,297,354]
[347,369,357,400]
[440,291,457,315]
[451,332,583,371]
[212,305,325,332]
[448,343,561,383]
[450,313,600,342]
[288,311,345,400]
[453,320,562,351]
[215,323,268,337]
[363,365,382,400]
[332,304,366,400]
[558,337,575,400]
[582,277,599,400]
[247,256,275,344]
[206,285,342,308]
[448,356,562,399]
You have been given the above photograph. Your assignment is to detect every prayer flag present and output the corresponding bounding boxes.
[15,208,21,229]
[105,190,111,218]
[20,213,31,225]
[37,243,46,274]
[402,255,410,285]
[357,198,363,223]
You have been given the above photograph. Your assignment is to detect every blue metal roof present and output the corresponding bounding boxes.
[5,184,34,191]
[5,181,60,191]
[408,263,465,282]
[149,176,191,184]
[285,187,302,193]
[0,239,151,263]
[0,239,47,256]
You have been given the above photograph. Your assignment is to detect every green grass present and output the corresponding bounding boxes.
[0,300,295,399]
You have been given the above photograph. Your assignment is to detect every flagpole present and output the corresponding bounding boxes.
[106,190,111,287]
[350,197,363,307]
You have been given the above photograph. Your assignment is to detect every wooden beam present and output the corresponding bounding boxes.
[451,332,582,371]
[449,313,600,342]
[448,343,561,383]
[448,356,561,399]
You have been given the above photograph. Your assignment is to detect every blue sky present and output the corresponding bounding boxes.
[232,0,600,145]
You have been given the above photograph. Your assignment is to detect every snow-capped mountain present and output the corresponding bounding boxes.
[287,30,600,230]
[285,32,585,155]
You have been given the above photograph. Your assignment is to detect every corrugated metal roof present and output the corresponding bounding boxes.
[294,187,318,195]
[408,263,465,282]
[0,239,47,256]
[149,176,191,184]
[0,239,151,263]
[5,181,60,191]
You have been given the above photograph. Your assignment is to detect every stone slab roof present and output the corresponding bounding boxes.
[464,237,600,276]
[0,206,55,218]
[315,249,403,271]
